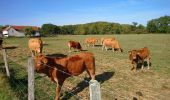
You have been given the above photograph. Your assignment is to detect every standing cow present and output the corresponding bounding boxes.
[129,47,151,71]
[28,38,43,57]
[68,40,82,52]
[34,52,96,100]
[84,37,97,47]
[101,37,115,45]
[102,38,123,52]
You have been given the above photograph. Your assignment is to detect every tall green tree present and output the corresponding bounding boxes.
[24,27,35,37]
[147,16,170,33]
[41,24,60,36]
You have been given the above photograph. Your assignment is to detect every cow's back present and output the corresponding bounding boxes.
[102,39,115,46]
[85,38,97,44]
[58,52,95,76]
[138,47,150,59]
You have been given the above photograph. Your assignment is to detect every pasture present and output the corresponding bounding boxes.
[0,34,170,100]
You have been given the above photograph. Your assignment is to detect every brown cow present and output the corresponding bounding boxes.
[28,38,43,57]
[34,52,96,100]
[102,38,123,52]
[68,40,82,52]
[129,47,151,70]
[84,37,97,47]
[0,39,3,49]
[101,37,115,45]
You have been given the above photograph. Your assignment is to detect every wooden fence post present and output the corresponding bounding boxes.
[28,57,35,100]
[2,49,10,77]
[89,80,101,100]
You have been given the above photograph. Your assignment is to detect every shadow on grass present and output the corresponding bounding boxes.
[136,61,152,70]
[0,67,28,100]
[94,44,102,47]
[43,43,48,46]
[3,46,18,49]
[62,71,114,100]
[46,53,67,58]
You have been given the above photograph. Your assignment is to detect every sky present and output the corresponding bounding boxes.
[0,0,170,26]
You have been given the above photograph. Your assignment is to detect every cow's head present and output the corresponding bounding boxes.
[129,50,138,60]
[34,54,48,73]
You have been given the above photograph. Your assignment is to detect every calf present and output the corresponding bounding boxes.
[68,40,82,52]
[129,47,151,70]
[34,52,96,100]
[28,38,43,57]
[102,39,123,52]
[84,37,97,47]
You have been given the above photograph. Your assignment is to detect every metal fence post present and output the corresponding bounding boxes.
[28,57,35,100]
[2,49,10,77]
[89,80,101,100]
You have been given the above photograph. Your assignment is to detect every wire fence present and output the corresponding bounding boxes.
[0,48,137,100]
[0,48,122,100]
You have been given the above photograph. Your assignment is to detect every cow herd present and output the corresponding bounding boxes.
[28,36,151,100]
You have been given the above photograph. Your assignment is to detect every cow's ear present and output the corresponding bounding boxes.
[128,51,132,54]
[38,53,44,58]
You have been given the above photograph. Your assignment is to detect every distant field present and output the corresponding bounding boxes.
[0,34,170,100]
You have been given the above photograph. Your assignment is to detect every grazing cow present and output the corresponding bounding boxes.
[101,37,115,45]
[84,37,97,47]
[68,40,82,52]
[28,38,43,57]
[102,39,123,52]
[129,47,151,70]
[0,39,3,49]
[34,52,96,100]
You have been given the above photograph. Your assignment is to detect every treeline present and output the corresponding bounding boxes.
[147,16,170,33]
[1,16,170,36]
[40,16,170,35]
[40,22,146,36]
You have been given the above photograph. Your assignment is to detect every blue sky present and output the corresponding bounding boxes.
[0,0,170,26]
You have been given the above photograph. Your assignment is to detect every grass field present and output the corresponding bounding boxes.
[0,34,170,100]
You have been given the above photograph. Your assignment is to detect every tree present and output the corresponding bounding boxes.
[41,24,60,36]
[0,25,3,32]
[131,22,138,31]
[147,20,157,33]
[147,16,170,33]
[24,27,35,37]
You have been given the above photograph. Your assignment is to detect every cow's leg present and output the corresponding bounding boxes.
[88,44,90,47]
[131,61,136,71]
[87,68,95,80]
[55,84,61,100]
[68,47,71,52]
[112,48,115,52]
[102,45,104,51]
[105,46,108,51]
[141,60,144,70]
[147,57,150,69]
[55,78,65,100]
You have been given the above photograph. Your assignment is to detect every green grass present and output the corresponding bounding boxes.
[0,34,170,100]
